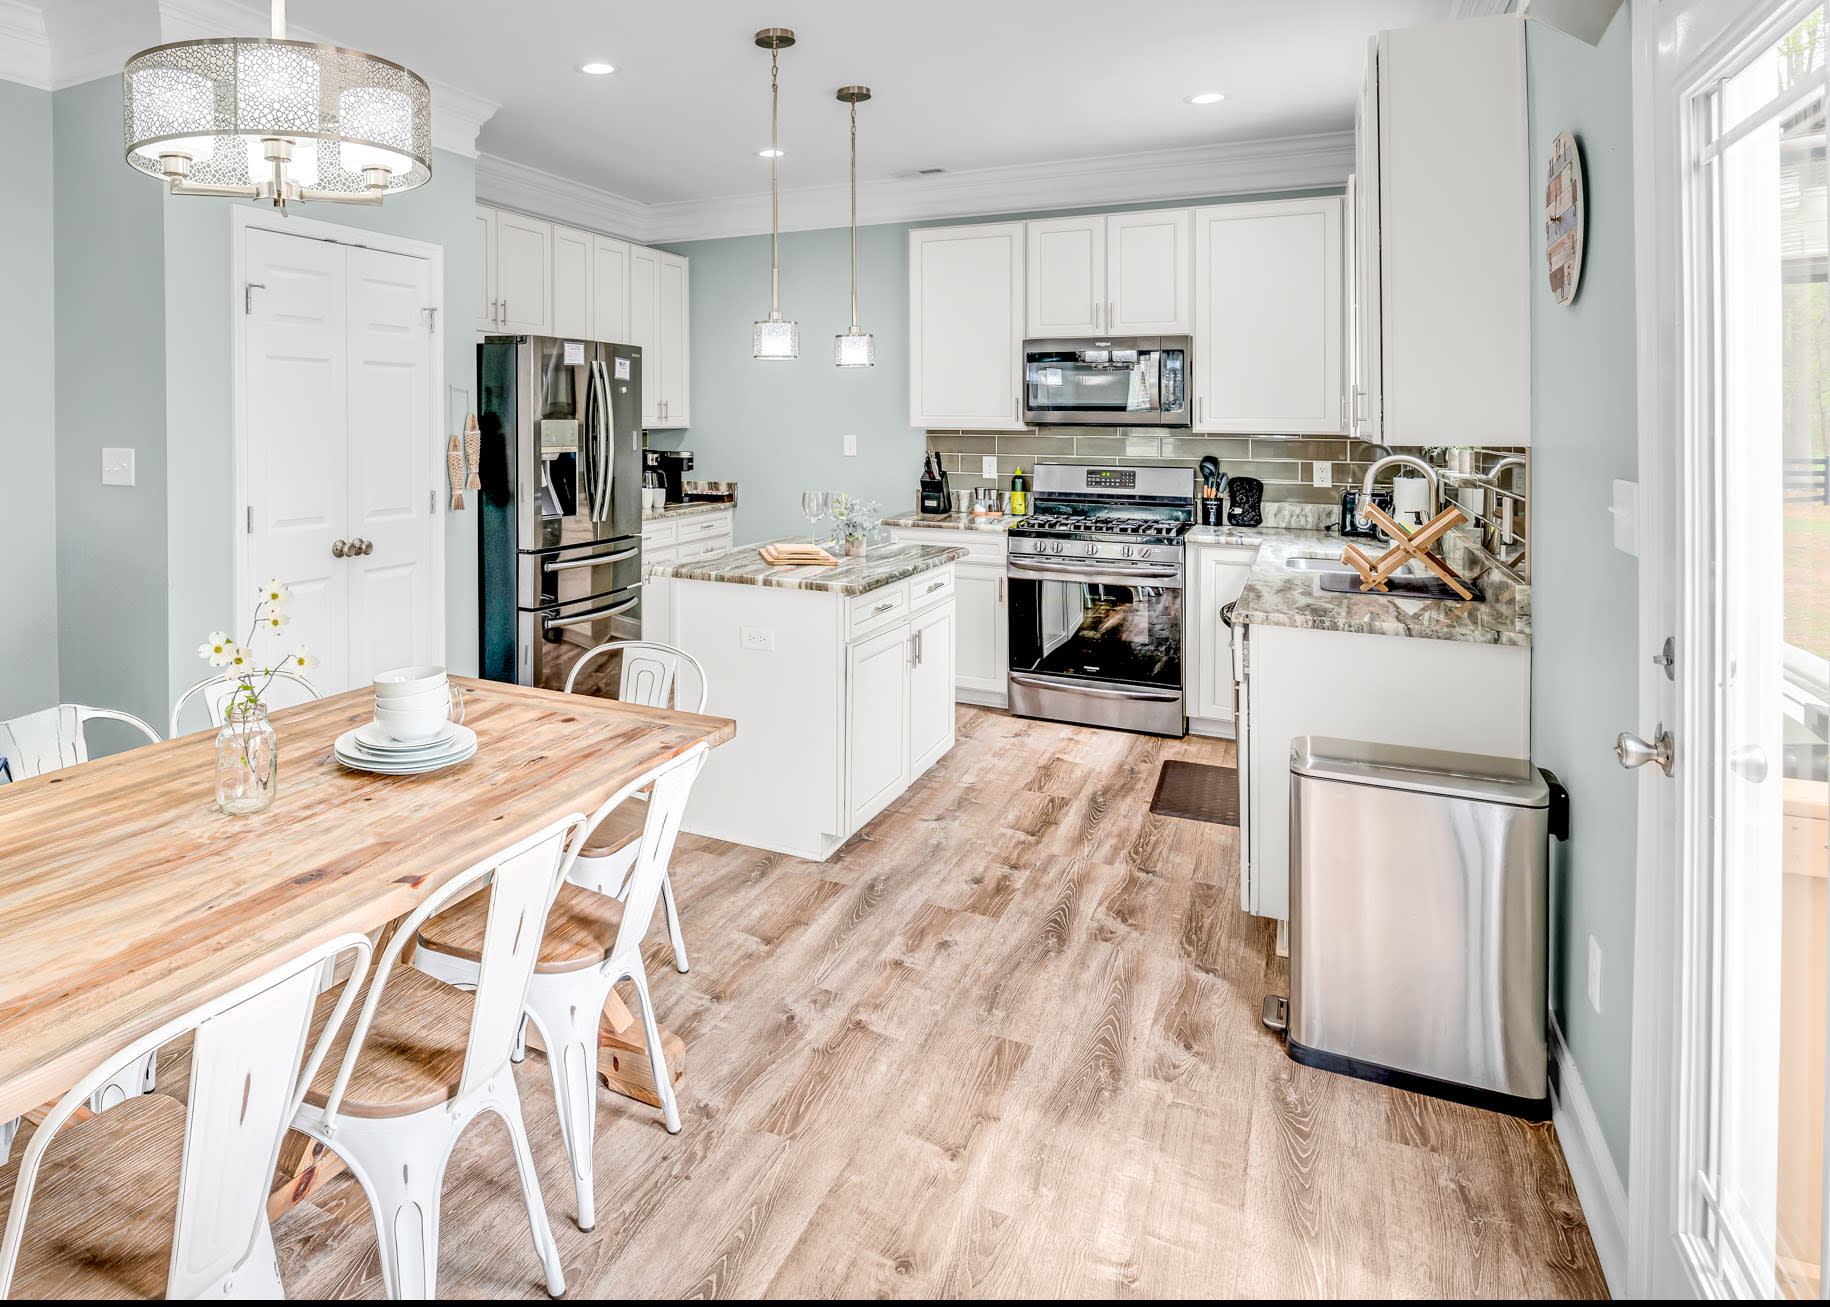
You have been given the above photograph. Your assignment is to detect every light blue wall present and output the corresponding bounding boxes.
[0,80,59,720]
[162,149,481,695]
[660,190,1339,542]
[53,77,171,742]
[1527,10,1638,1178]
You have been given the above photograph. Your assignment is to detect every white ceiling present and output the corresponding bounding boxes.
[267,0,1456,205]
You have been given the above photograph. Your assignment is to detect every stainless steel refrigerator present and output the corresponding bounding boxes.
[478,334,643,695]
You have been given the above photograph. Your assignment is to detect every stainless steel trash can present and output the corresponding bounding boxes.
[1275,736,1563,1119]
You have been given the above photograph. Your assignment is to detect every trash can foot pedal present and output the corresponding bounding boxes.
[1261,994,1288,1034]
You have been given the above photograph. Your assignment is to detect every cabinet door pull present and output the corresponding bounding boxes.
[998,577,1005,603]
[873,600,894,615]
[926,578,944,594]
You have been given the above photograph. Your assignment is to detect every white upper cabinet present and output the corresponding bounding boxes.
[1371,16,1529,445]
[1193,196,1345,434]
[590,234,630,344]
[1026,216,1104,337]
[551,224,592,339]
[1352,40,1384,444]
[628,245,659,426]
[474,207,496,332]
[909,222,1027,430]
[653,251,690,429]
[493,210,553,336]
[1105,208,1193,335]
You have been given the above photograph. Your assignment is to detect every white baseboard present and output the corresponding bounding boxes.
[1549,1015,1629,1295]
[1187,715,1238,740]
[955,688,1008,709]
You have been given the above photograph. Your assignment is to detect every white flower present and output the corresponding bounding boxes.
[223,644,256,673]
[197,631,234,666]
[259,608,291,633]
[259,578,293,606]
[285,645,319,673]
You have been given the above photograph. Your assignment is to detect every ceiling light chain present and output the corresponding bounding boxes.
[751,28,799,360]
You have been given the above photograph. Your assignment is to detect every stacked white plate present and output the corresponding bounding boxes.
[334,721,478,776]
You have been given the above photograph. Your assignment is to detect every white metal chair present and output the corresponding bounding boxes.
[169,671,320,739]
[0,930,372,1299]
[0,704,164,1123]
[289,815,588,1300]
[563,640,708,974]
[414,744,709,1234]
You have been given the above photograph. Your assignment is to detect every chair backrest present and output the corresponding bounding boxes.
[0,704,161,782]
[563,640,708,713]
[169,672,320,739]
[0,931,373,1299]
[319,813,588,1122]
[605,744,709,961]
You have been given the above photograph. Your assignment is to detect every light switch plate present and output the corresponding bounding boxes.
[1312,462,1333,488]
[981,454,998,479]
[102,447,135,487]
[1610,479,1638,556]
[843,433,857,456]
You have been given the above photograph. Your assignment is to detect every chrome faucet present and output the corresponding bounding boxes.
[1361,454,1441,517]
[1485,456,1528,558]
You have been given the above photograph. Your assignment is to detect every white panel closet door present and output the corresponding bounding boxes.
[344,245,437,687]
[243,228,350,694]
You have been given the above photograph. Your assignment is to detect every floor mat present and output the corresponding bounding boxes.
[1148,760,1239,826]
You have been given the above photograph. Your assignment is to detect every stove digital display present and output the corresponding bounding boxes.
[1084,469,1137,490]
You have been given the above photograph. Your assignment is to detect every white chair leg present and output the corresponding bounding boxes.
[527,989,605,1231]
[487,1076,568,1299]
[0,1116,15,1166]
[512,1014,529,1065]
[658,871,690,974]
[342,1119,448,1300]
[626,968,681,1134]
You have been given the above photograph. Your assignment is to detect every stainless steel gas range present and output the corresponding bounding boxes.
[1006,463,1197,737]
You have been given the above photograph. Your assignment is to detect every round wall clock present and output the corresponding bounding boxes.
[1546,130,1586,306]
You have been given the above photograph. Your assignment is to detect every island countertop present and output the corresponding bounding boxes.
[882,509,1011,532]
[644,537,967,596]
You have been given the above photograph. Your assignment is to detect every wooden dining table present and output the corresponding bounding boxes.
[0,677,733,1211]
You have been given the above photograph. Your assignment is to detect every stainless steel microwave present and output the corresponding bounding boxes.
[1021,336,1190,427]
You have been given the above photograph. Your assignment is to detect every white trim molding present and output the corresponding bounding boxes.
[0,0,50,89]
[481,130,1352,246]
[1452,0,1518,16]
[1550,1016,1629,1295]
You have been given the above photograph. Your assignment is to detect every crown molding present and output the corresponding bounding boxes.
[0,1,50,90]
[156,0,498,155]
[645,130,1355,244]
[1450,0,1516,16]
[476,152,651,240]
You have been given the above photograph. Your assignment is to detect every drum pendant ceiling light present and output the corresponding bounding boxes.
[122,0,431,211]
[834,86,874,368]
[752,28,799,360]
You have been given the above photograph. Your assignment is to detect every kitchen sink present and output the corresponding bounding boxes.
[1283,555,1482,603]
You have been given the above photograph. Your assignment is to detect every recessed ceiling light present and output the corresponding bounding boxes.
[757,147,784,158]
[580,62,616,76]
[1185,92,1225,105]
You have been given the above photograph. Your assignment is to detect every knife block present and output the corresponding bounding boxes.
[919,472,950,515]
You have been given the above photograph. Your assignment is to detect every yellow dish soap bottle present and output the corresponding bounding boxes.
[1010,466,1028,516]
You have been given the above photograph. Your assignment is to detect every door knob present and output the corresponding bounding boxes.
[1728,744,1769,784]
[1616,725,1675,776]
[331,539,349,558]
[353,538,374,556]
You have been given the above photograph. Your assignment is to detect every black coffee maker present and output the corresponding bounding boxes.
[643,449,694,504]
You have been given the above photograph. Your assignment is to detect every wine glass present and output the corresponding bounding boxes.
[801,490,830,542]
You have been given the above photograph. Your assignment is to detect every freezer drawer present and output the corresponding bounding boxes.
[1284,736,1557,1117]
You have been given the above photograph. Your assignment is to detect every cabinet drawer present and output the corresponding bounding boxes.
[909,566,956,611]
[677,512,732,541]
[888,528,1002,565]
[644,544,679,569]
[642,520,679,546]
[848,582,909,640]
[677,533,732,561]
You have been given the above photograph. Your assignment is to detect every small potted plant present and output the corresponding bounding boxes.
[197,579,318,815]
[829,493,882,557]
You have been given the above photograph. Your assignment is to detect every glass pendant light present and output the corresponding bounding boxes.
[122,0,431,211]
[834,86,874,367]
[752,28,799,360]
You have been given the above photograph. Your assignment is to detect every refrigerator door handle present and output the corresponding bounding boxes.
[543,545,640,573]
[541,590,642,631]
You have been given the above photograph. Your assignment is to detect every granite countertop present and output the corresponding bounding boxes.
[643,499,735,522]
[883,510,1011,532]
[645,538,967,596]
[1211,527,1532,648]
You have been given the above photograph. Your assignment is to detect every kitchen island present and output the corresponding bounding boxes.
[644,538,965,859]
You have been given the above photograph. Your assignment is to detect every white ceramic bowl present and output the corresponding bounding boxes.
[373,685,451,713]
[373,665,447,699]
[373,702,451,744]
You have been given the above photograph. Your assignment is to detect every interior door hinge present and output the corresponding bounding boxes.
[422,306,438,333]
[246,506,253,534]
[244,282,265,314]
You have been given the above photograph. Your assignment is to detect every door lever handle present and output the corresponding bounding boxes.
[1616,725,1675,776]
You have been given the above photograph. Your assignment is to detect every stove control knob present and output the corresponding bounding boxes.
[1136,547,1152,560]
[1121,544,1133,558]
[1084,542,1098,556]
[1051,540,1065,554]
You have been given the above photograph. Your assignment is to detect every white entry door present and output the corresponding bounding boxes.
[1629,0,1829,1297]
[242,226,440,695]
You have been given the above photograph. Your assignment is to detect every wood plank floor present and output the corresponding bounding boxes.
[248,706,1605,1297]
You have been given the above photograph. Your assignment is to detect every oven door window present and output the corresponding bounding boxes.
[1008,577,1182,688]
[1025,350,1160,415]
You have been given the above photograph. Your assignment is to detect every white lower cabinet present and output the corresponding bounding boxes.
[1185,543,1259,736]
[887,528,1007,706]
[846,623,915,831]
[641,511,731,637]
[909,601,957,774]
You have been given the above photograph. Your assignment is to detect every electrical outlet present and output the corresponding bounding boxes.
[101,447,136,487]
[981,454,998,479]
[843,433,857,456]
[740,626,774,652]
[1312,462,1333,489]
[1587,935,1603,1014]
